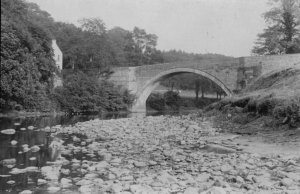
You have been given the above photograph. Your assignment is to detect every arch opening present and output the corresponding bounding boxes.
[132,68,232,112]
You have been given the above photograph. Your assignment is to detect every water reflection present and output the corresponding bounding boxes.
[0,110,197,132]
[0,129,52,193]
[0,112,132,132]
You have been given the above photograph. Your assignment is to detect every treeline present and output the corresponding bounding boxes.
[161,50,234,63]
[0,0,139,113]
[26,6,164,70]
[0,0,233,113]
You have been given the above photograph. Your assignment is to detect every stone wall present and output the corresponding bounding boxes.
[109,67,138,93]
[241,53,300,74]
[236,54,300,89]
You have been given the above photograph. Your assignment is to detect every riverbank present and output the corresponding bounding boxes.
[2,113,299,194]
[205,67,300,131]
[43,114,300,193]
[0,110,65,118]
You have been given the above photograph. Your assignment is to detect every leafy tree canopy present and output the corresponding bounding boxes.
[1,0,56,111]
[252,0,300,55]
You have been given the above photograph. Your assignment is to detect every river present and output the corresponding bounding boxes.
[0,110,199,193]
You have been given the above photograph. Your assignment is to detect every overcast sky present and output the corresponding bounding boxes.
[28,0,269,57]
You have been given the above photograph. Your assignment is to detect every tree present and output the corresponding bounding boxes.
[51,18,117,74]
[194,76,212,100]
[1,0,56,111]
[54,71,134,112]
[252,0,300,55]
[107,27,132,66]
[79,18,106,36]
[124,27,160,66]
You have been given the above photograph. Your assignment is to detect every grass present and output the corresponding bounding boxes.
[205,67,300,129]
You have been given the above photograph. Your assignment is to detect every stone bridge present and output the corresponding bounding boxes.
[109,54,300,112]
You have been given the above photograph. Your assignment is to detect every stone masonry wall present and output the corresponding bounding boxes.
[109,67,138,93]
[241,53,300,74]
[236,54,300,89]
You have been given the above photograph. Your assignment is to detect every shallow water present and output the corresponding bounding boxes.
[0,113,123,193]
[0,128,52,193]
[0,128,106,193]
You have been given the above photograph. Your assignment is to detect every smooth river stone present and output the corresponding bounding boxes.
[1,129,16,135]
[19,190,33,194]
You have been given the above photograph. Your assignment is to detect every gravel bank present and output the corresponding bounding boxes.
[4,114,299,194]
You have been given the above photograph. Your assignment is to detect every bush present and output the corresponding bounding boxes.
[195,98,219,109]
[272,99,300,127]
[256,98,276,115]
[147,93,165,111]
[146,91,181,111]
[232,97,250,108]
[164,91,181,109]
[53,71,134,113]
[232,113,256,125]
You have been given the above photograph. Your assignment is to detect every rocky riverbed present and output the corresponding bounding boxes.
[1,114,300,194]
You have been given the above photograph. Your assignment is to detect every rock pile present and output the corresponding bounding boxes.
[14,115,300,193]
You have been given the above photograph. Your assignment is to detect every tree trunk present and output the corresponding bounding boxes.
[195,80,200,101]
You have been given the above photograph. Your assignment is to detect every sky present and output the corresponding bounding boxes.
[28,0,270,57]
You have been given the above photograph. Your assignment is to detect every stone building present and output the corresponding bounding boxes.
[52,39,63,71]
[52,39,63,87]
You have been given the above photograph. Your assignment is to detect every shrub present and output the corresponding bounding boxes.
[147,93,165,111]
[257,98,276,115]
[147,91,181,111]
[232,97,250,108]
[53,71,134,113]
[195,98,219,109]
[164,91,181,109]
[277,99,300,127]
[232,113,256,125]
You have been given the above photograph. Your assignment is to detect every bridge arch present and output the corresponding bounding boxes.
[131,67,232,112]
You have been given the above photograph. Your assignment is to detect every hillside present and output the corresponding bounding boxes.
[243,67,300,100]
[206,66,300,131]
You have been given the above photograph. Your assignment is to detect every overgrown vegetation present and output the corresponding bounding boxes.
[205,68,300,128]
[147,91,181,111]
[1,0,232,114]
[1,0,56,112]
[53,71,134,113]
[147,91,219,112]
[0,0,160,113]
